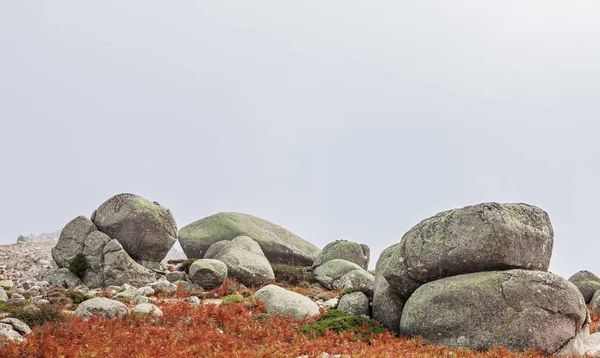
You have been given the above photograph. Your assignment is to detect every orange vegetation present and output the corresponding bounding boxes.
[0,298,548,358]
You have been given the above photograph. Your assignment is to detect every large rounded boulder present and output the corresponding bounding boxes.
[376,202,553,300]
[400,270,587,355]
[312,240,370,270]
[91,193,177,263]
[178,212,319,266]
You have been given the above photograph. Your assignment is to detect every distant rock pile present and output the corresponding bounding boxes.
[48,193,177,289]
[178,212,320,266]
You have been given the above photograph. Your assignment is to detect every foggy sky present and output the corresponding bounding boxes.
[1,1,599,277]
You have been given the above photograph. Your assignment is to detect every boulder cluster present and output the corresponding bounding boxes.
[373,202,586,355]
[3,195,600,356]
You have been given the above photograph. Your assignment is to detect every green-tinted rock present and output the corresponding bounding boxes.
[400,269,587,355]
[214,236,274,287]
[179,212,319,266]
[313,259,364,289]
[376,203,554,300]
[52,216,97,268]
[312,240,370,270]
[92,193,177,263]
[372,273,404,332]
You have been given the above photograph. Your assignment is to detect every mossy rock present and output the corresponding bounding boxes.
[312,240,370,270]
[400,269,587,355]
[178,212,320,266]
[376,202,554,301]
[92,193,177,263]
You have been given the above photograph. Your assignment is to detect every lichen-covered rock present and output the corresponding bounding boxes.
[42,268,85,289]
[337,291,369,317]
[255,284,320,319]
[400,270,587,355]
[81,231,112,289]
[91,193,177,264]
[372,273,404,332]
[569,270,600,303]
[376,203,553,301]
[203,240,230,259]
[313,259,364,289]
[103,240,156,287]
[179,212,320,266]
[312,240,370,270]
[214,236,274,287]
[74,297,130,320]
[333,269,375,298]
[189,259,227,289]
[0,318,31,337]
[51,216,97,268]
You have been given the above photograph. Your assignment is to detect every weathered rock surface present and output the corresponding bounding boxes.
[103,240,156,287]
[337,291,370,317]
[400,270,587,355]
[51,216,97,268]
[255,284,320,319]
[312,240,370,270]
[203,240,230,260]
[91,193,177,264]
[42,268,85,289]
[313,259,364,289]
[179,212,320,266]
[0,318,31,342]
[74,297,130,320]
[333,269,375,298]
[189,259,227,289]
[377,203,553,301]
[569,270,600,304]
[372,273,404,332]
[214,236,274,287]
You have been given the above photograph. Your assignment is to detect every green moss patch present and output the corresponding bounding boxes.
[302,309,384,340]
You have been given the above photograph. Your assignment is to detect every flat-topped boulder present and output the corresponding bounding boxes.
[178,212,320,266]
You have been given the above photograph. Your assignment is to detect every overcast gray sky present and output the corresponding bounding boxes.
[1,1,599,278]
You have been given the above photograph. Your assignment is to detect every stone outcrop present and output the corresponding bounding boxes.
[179,212,320,266]
[313,259,364,290]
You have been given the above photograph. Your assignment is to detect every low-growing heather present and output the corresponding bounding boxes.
[271,264,316,286]
[0,302,64,328]
[0,299,548,357]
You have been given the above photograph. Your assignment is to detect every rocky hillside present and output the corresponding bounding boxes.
[0,194,599,356]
